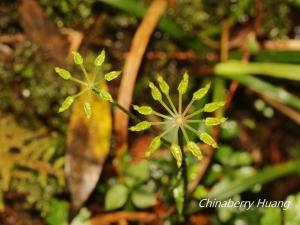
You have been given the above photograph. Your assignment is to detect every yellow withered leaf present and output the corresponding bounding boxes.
[65,82,112,211]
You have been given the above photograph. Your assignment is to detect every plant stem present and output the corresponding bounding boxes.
[178,129,187,221]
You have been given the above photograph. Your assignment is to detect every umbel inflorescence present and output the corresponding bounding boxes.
[130,73,226,167]
[55,50,121,118]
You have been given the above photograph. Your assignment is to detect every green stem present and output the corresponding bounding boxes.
[185,109,204,119]
[70,77,88,86]
[179,94,183,114]
[153,110,173,120]
[166,94,178,114]
[182,98,194,116]
[80,64,91,84]
[178,129,187,220]
[159,100,176,116]
[186,120,204,124]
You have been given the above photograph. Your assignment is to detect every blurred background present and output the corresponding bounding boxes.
[1,0,300,224]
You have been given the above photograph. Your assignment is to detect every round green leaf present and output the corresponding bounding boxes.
[129,121,151,131]
[170,144,182,167]
[145,137,161,157]
[177,72,189,95]
[105,184,128,211]
[193,82,211,100]
[157,75,170,94]
[132,190,156,209]
[149,82,162,101]
[72,51,83,65]
[133,105,153,115]
[203,101,225,112]
[59,96,74,112]
[200,132,217,148]
[187,141,203,160]
[94,49,105,67]
[55,67,71,80]
[104,71,122,81]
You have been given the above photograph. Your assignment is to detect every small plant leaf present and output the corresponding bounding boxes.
[72,51,83,65]
[187,142,203,160]
[55,67,71,80]
[97,89,113,102]
[170,144,182,167]
[59,96,74,112]
[205,117,227,126]
[129,121,151,131]
[132,190,156,209]
[94,49,105,67]
[177,72,189,95]
[125,161,150,184]
[145,136,161,157]
[200,132,218,148]
[105,184,128,211]
[104,71,122,81]
[83,102,92,119]
[157,75,170,94]
[193,82,211,100]
[149,82,162,101]
[133,105,153,115]
[203,101,225,112]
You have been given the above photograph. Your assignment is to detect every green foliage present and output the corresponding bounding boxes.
[0,116,65,214]
[104,160,157,211]
[44,199,68,225]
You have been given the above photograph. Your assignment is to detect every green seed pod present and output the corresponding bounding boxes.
[94,49,105,67]
[104,71,122,81]
[149,82,162,101]
[133,105,153,115]
[98,89,113,102]
[177,72,189,95]
[145,137,161,157]
[72,51,83,65]
[193,82,211,100]
[187,142,203,160]
[170,144,182,168]
[199,132,217,148]
[203,101,225,112]
[129,121,152,131]
[55,67,71,80]
[157,75,169,94]
[59,96,74,112]
[205,117,227,126]
[83,102,92,119]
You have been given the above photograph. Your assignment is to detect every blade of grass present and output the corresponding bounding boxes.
[215,73,300,111]
[216,61,300,81]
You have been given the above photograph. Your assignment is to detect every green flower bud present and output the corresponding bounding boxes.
[133,105,153,115]
[199,132,217,148]
[59,96,74,112]
[177,72,189,95]
[98,89,113,102]
[149,82,162,101]
[170,144,182,168]
[72,51,83,65]
[145,137,161,157]
[55,67,71,80]
[104,71,122,81]
[205,117,227,126]
[187,142,203,160]
[94,49,105,67]
[157,75,169,94]
[203,101,225,112]
[129,121,152,131]
[83,102,92,119]
[193,82,211,100]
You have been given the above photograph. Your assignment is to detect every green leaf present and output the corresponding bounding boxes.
[70,207,90,225]
[105,184,128,211]
[187,142,203,160]
[72,51,83,65]
[149,82,162,101]
[193,82,211,100]
[260,207,281,225]
[203,101,225,112]
[157,75,170,94]
[97,89,113,102]
[104,71,122,81]
[145,137,161,157]
[284,192,300,225]
[94,49,105,67]
[83,102,92,119]
[200,132,217,148]
[129,121,151,131]
[125,161,150,183]
[177,72,189,95]
[55,67,71,80]
[45,199,68,225]
[133,105,153,115]
[205,117,227,126]
[170,144,182,167]
[131,190,156,208]
[59,96,74,112]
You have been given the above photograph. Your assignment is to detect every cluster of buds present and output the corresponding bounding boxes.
[130,73,226,167]
[55,50,121,118]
